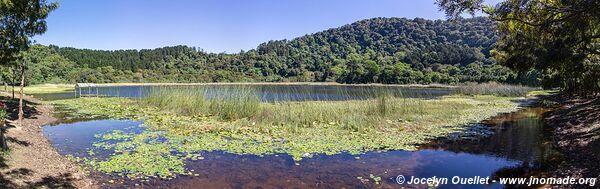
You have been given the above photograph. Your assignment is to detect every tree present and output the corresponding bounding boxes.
[437,0,600,95]
[2,17,539,85]
[1,0,58,126]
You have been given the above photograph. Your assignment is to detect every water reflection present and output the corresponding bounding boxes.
[425,108,560,169]
[32,85,453,101]
[121,150,516,189]
[43,120,144,157]
[42,107,556,188]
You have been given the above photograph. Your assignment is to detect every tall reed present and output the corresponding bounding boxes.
[456,82,534,97]
[141,86,261,120]
[140,85,480,134]
[208,88,261,120]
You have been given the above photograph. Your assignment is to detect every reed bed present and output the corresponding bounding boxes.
[138,86,464,133]
[140,86,260,120]
[137,84,530,131]
[456,82,535,97]
[53,86,526,178]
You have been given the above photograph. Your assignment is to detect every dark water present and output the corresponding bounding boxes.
[42,107,557,188]
[43,120,145,158]
[32,85,453,101]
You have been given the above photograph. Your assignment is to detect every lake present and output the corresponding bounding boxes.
[42,106,557,188]
[31,84,454,101]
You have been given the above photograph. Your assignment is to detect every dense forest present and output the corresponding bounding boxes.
[2,17,540,86]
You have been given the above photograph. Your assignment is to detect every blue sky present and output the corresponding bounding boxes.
[34,0,498,53]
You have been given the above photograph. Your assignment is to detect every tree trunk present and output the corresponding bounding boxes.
[0,123,7,150]
[18,63,25,126]
[12,66,15,99]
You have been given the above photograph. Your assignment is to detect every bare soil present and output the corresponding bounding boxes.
[0,92,97,188]
[543,95,600,188]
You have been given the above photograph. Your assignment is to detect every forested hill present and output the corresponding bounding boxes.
[10,17,539,85]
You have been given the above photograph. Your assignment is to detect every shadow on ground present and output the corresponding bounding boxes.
[1,96,41,121]
[0,168,78,189]
[544,95,600,188]
[0,96,79,189]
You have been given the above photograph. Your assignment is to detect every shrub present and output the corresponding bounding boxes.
[0,101,6,121]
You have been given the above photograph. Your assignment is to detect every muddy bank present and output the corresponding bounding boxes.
[0,92,97,188]
[543,95,600,188]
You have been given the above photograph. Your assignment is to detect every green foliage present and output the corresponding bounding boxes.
[438,0,600,94]
[90,131,188,179]
[370,174,382,185]
[0,107,6,120]
[20,45,77,85]
[0,0,58,64]
[53,93,526,178]
[5,17,538,86]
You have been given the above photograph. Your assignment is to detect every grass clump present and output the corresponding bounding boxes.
[0,84,74,94]
[141,87,208,116]
[456,82,535,97]
[140,87,260,121]
[207,89,260,120]
[51,87,535,179]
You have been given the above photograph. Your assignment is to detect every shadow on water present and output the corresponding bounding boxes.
[424,107,562,188]
[41,103,560,188]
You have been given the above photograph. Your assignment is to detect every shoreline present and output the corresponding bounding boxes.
[35,82,457,88]
[91,82,455,88]
[0,92,97,188]
[51,94,524,178]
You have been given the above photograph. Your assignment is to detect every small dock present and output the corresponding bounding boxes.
[75,83,100,97]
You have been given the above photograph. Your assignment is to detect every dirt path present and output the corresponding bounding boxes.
[0,92,97,188]
[543,95,600,188]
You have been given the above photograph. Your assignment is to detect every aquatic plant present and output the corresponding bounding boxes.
[52,91,531,179]
[357,174,383,188]
[207,88,261,120]
[141,86,261,121]
[141,86,209,116]
[456,82,535,97]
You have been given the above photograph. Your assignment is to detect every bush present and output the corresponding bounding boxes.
[0,101,7,120]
